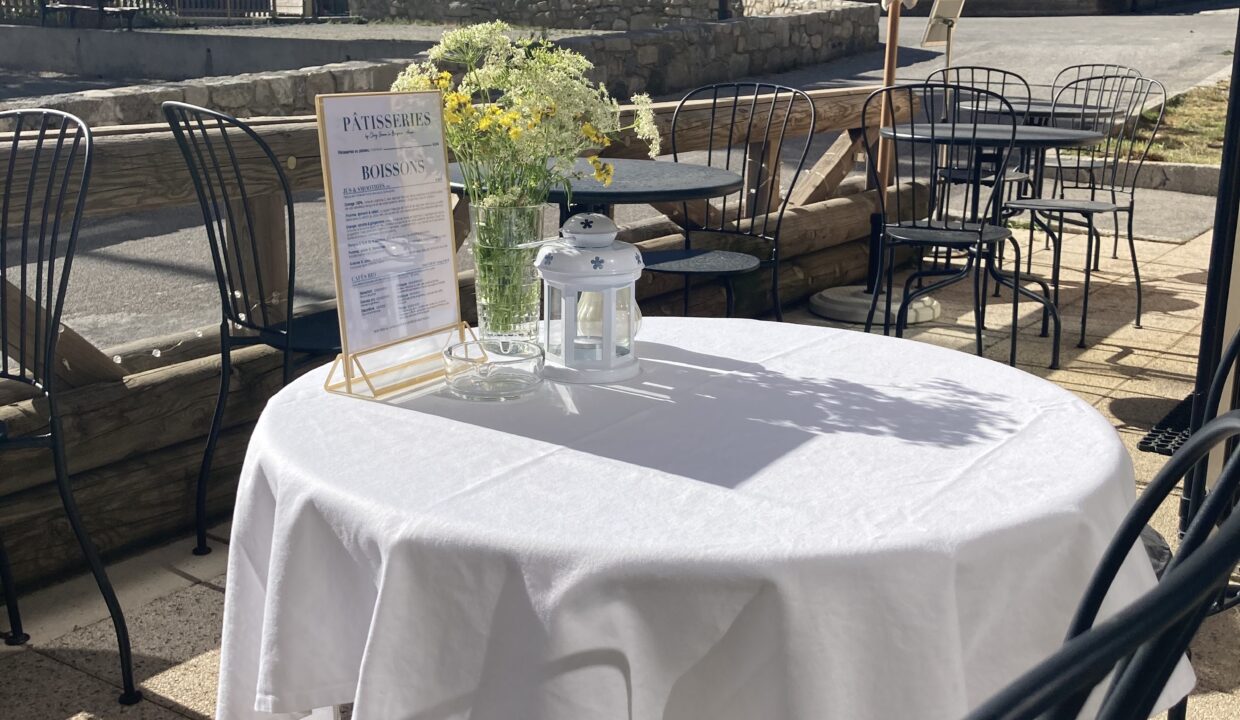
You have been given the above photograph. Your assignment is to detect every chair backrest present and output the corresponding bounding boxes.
[962,473,1240,720]
[162,101,296,335]
[1052,63,1142,95]
[0,109,91,395]
[925,66,1032,124]
[1051,74,1166,196]
[669,83,814,249]
[862,83,1018,232]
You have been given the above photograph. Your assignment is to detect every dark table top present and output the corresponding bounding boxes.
[449,158,744,207]
[958,99,1105,121]
[881,123,1104,149]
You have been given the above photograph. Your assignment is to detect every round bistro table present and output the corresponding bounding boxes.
[216,318,1192,720]
[449,157,744,221]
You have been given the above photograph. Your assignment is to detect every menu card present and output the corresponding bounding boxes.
[316,91,460,357]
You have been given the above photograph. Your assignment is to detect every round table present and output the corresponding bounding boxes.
[216,318,1191,720]
[880,123,1103,149]
[958,99,1104,125]
[449,158,743,219]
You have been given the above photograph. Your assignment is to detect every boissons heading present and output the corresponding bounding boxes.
[342,111,434,132]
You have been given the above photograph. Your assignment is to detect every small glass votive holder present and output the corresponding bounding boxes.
[442,339,544,401]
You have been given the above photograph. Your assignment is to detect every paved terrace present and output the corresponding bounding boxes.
[1,7,1238,718]
[0,226,1237,719]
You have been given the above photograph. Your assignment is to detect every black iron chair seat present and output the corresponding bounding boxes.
[1006,196,1118,215]
[938,167,1031,186]
[256,309,342,354]
[887,222,1013,248]
[644,249,761,276]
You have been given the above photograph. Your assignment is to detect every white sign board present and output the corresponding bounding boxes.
[922,0,966,47]
[316,91,461,359]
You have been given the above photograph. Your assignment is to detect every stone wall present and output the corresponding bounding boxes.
[561,7,879,98]
[347,0,868,31]
[0,60,411,127]
[854,0,1195,14]
[348,0,726,30]
[6,8,877,127]
[742,0,836,14]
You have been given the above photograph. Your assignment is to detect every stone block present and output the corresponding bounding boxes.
[302,68,337,105]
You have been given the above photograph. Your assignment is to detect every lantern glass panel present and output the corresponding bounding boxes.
[615,286,635,357]
[574,290,606,364]
[545,284,564,358]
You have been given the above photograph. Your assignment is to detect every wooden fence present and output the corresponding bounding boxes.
[0,85,925,590]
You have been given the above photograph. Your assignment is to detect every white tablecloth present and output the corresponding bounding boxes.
[218,318,1192,720]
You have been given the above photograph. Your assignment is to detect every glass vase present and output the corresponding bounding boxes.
[469,204,545,342]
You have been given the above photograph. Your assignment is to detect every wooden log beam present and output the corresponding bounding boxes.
[0,422,252,589]
[3,280,125,388]
[789,127,873,207]
[0,344,304,497]
[608,85,909,160]
[0,87,899,226]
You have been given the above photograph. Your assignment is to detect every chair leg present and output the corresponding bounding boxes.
[1128,210,1142,329]
[50,419,142,705]
[972,252,985,357]
[1167,697,1187,720]
[194,329,233,557]
[1079,218,1096,349]
[0,531,30,646]
[724,278,737,318]
[865,242,889,334]
[771,261,784,322]
[883,248,896,337]
[1006,239,1021,367]
[1111,207,1121,260]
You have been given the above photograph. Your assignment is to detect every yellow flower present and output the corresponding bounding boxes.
[508,126,523,141]
[581,122,611,148]
[588,156,614,186]
[435,71,453,91]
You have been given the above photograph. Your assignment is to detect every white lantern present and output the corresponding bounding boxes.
[535,213,643,384]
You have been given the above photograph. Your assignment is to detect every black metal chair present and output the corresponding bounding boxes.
[862,83,1061,369]
[642,83,814,321]
[163,102,340,556]
[0,109,141,704]
[1047,64,1146,262]
[1052,63,1142,96]
[1006,75,1165,349]
[964,410,1240,720]
[925,67,1033,206]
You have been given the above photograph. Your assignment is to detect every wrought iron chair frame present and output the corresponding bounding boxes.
[644,83,814,320]
[163,101,340,556]
[862,83,1060,368]
[0,109,141,704]
[1006,75,1165,348]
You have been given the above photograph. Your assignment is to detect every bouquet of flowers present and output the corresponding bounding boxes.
[392,22,661,340]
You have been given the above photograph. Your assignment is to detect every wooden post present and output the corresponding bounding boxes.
[876,1,904,191]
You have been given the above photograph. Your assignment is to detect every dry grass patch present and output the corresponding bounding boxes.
[1144,79,1229,165]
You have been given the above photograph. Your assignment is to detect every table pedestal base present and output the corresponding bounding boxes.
[808,285,941,326]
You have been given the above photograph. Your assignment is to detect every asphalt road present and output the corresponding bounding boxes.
[34,7,1240,349]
